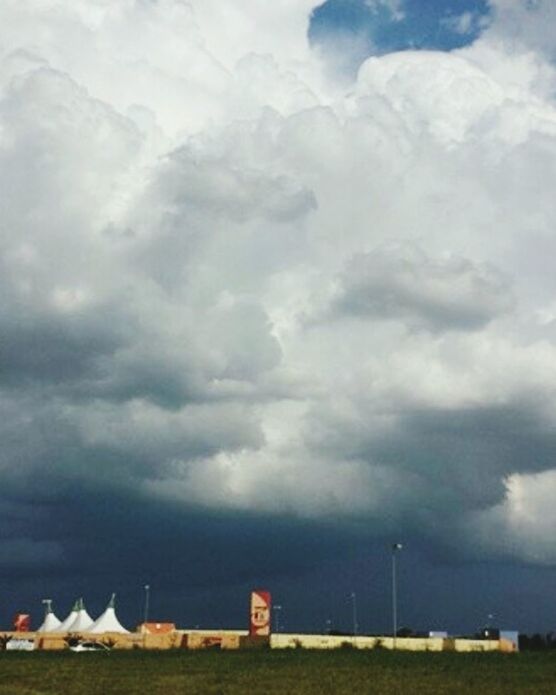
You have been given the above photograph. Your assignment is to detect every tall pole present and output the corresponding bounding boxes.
[144,584,150,625]
[392,543,403,649]
[350,592,358,636]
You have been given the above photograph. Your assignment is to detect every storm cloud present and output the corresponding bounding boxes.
[2,0,556,631]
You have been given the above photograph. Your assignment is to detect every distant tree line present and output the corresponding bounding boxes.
[326,625,556,650]
[518,633,556,651]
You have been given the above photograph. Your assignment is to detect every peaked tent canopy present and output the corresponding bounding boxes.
[37,600,62,633]
[54,600,80,633]
[66,598,95,633]
[89,594,129,634]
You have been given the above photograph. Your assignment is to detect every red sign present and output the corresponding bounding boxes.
[250,590,271,637]
[13,614,31,632]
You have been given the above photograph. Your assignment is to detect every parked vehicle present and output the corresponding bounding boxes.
[70,641,110,653]
[6,639,35,651]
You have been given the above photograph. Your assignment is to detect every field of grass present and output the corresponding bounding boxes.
[1,649,555,695]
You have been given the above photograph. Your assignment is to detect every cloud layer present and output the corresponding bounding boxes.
[2,0,556,614]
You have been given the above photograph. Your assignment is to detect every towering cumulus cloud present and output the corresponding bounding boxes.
[2,0,556,620]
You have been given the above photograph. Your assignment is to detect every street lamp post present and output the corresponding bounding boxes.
[272,604,282,633]
[391,543,403,649]
[143,584,150,626]
[485,613,495,639]
[350,592,358,636]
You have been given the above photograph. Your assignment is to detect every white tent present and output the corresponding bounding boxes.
[88,594,129,634]
[55,600,80,633]
[66,598,94,633]
[37,600,62,633]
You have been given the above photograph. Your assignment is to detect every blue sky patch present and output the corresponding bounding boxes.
[310,0,492,74]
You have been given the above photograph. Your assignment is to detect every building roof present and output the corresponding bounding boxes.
[37,601,62,633]
[65,598,94,633]
[55,600,80,633]
[88,594,129,634]
[139,622,176,634]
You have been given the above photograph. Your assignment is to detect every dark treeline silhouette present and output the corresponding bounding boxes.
[325,624,556,650]
[519,633,556,651]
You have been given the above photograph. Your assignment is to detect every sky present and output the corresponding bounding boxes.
[2,0,556,635]
[311,0,492,77]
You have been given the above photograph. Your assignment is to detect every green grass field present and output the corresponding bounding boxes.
[1,649,555,695]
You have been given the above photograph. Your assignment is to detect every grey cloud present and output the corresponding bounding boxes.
[487,0,556,63]
[153,147,317,224]
[299,395,556,553]
[331,245,513,331]
[0,303,132,388]
[74,400,265,465]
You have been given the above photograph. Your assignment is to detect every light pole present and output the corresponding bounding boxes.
[272,604,282,633]
[143,584,150,626]
[350,592,358,636]
[485,613,495,639]
[391,543,403,649]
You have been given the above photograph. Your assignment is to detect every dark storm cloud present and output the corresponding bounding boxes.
[301,395,556,529]
[0,304,131,387]
[2,0,556,635]
[374,403,556,511]
[0,482,362,631]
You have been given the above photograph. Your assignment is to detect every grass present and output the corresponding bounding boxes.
[1,649,555,695]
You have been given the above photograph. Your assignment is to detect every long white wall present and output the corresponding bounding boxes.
[270,634,502,652]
